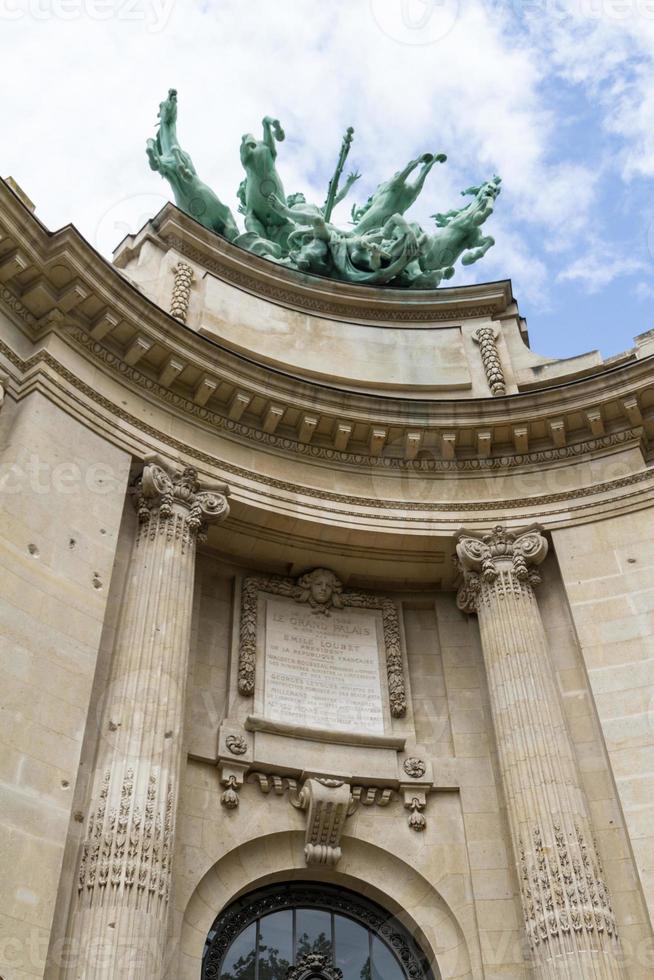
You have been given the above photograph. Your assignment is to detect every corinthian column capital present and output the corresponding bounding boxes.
[455,524,548,613]
[133,454,230,539]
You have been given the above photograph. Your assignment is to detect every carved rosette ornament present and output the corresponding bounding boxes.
[238,569,407,717]
[403,757,427,779]
[456,526,624,979]
[225,734,248,756]
[65,458,229,979]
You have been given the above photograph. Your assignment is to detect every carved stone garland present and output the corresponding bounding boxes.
[169,260,195,323]
[472,324,506,396]
[237,568,407,717]
[456,525,624,979]
[65,457,229,980]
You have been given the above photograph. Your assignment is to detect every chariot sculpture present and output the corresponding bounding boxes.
[147,88,501,289]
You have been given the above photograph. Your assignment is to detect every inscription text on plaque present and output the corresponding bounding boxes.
[263,596,385,734]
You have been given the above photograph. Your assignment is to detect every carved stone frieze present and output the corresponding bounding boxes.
[57,329,647,475]
[0,337,650,540]
[237,568,407,717]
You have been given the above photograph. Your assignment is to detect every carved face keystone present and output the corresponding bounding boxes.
[309,571,335,605]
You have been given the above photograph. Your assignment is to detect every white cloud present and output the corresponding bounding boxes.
[557,240,647,291]
[0,0,651,322]
[0,3,592,242]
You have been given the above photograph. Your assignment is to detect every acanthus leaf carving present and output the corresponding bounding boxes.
[456,524,548,613]
[132,455,230,546]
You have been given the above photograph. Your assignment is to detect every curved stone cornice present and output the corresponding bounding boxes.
[136,203,514,325]
[1,177,654,584]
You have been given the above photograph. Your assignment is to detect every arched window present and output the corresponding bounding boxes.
[202,882,437,980]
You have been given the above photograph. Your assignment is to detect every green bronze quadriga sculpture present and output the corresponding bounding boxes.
[147,88,501,289]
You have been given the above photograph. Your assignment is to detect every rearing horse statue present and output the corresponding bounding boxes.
[239,117,294,249]
[146,89,239,241]
[413,175,502,286]
[350,152,446,234]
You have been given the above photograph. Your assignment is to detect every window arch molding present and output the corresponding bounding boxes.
[202,881,438,980]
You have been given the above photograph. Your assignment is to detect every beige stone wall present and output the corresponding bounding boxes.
[0,390,131,978]
[176,577,534,978]
[553,514,654,966]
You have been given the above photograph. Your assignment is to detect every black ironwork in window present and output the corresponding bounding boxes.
[202,882,438,980]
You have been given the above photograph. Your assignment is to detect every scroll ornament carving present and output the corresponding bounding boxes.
[238,568,407,716]
[169,260,195,322]
[292,777,357,867]
[473,324,506,396]
[287,954,343,980]
[132,456,230,546]
[456,525,548,614]
[519,823,618,950]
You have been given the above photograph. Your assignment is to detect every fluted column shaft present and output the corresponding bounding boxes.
[457,526,624,980]
[65,459,229,979]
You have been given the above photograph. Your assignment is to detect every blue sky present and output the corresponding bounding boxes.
[3,0,654,361]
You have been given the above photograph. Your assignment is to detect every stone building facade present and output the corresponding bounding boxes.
[1,176,654,979]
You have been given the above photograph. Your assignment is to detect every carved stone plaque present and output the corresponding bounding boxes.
[263,596,385,734]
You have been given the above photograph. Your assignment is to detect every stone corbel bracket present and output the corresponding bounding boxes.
[290,777,357,867]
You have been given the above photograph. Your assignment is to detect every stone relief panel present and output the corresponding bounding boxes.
[237,568,407,724]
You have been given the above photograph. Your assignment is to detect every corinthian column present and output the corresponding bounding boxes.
[65,457,229,979]
[456,526,624,979]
